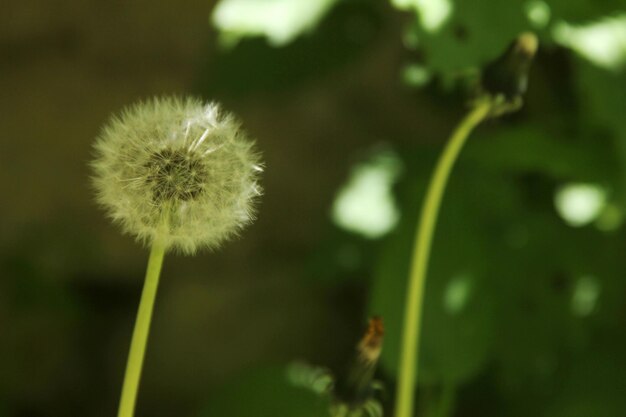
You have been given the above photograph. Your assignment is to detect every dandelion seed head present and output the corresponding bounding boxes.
[92,96,262,254]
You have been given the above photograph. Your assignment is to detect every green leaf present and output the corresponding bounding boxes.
[463,124,619,182]
[197,365,330,417]
[369,159,501,385]
[200,1,382,95]
[575,58,626,136]
[545,344,626,417]
[211,0,340,46]
[547,0,626,23]
[573,58,626,195]
[395,0,530,73]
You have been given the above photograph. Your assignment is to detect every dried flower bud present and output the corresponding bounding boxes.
[334,317,384,408]
[92,97,262,254]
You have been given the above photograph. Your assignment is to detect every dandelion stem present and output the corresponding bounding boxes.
[117,240,166,417]
[393,100,492,417]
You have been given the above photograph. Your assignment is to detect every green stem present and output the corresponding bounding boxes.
[393,100,492,417]
[117,240,167,417]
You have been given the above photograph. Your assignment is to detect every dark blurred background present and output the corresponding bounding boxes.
[2,0,626,416]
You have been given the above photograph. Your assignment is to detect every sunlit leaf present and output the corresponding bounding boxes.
[393,0,529,73]
[553,14,626,71]
[212,0,340,46]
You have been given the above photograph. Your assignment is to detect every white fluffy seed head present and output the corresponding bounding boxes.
[92,96,263,254]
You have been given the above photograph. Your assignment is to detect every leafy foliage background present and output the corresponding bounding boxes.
[1,0,625,416]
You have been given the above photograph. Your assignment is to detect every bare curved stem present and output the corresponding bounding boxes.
[393,100,492,417]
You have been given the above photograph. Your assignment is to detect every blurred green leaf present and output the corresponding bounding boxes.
[369,156,505,385]
[545,344,626,417]
[395,0,529,73]
[573,58,626,196]
[200,1,382,95]
[552,15,626,71]
[197,365,330,417]
[212,0,340,46]
[574,59,626,138]
[547,0,626,23]
[463,124,619,182]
